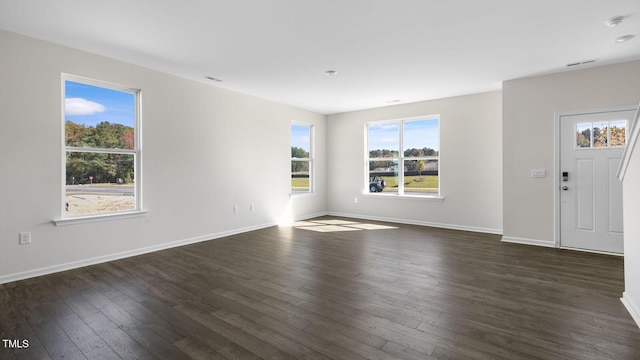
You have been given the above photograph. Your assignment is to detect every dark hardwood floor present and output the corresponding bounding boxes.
[1,216,639,359]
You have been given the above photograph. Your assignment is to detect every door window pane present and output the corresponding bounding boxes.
[576,123,591,148]
[593,122,608,147]
[610,120,626,147]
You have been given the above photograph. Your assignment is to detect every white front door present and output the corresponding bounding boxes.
[560,109,633,254]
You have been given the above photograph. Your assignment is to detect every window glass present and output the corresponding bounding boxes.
[610,120,626,147]
[404,159,439,194]
[64,77,139,217]
[368,122,399,159]
[403,119,439,155]
[65,81,135,149]
[593,122,608,147]
[576,121,626,149]
[369,160,398,194]
[576,123,591,148]
[367,116,439,196]
[65,152,136,215]
[291,124,312,193]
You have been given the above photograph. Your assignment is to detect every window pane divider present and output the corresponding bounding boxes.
[65,146,137,155]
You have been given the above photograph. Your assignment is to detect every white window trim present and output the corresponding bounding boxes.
[291,122,314,195]
[574,120,628,150]
[365,115,441,198]
[57,74,144,223]
[53,210,149,226]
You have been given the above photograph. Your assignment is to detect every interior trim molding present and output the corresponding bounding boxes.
[327,211,503,234]
[622,292,640,328]
[618,102,640,181]
[0,221,275,285]
[501,236,555,248]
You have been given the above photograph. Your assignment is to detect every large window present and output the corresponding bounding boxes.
[63,76,141,217]
[367,116,439,196]
[291,123,313,193]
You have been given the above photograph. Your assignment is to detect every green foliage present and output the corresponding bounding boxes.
[369,147,437,159]
[65,121,135,185]
[65,121,134,149]
[576,126,625,148]
[291,146,309,158]
[369,148,438,172]
[593,126,607,147]
[291,176,310,191]
[610,125,625,146]
[373,175,438,193]
[369,149,397,158]
[576,129,591,147]
[291,160,309,173]
[403,147,438,157]
[416,160,426,175]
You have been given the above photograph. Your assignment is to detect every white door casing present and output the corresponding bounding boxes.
[559,109,634,254]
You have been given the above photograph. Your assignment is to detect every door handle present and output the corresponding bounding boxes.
[562,186,569,191]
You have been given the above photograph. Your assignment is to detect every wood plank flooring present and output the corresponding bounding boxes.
[1,216,639,359]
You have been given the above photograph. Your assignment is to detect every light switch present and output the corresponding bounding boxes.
[531,169,546,178]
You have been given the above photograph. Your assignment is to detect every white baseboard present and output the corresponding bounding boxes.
[327,211,503,235]
[621,292,640,328]
[0,222,275,285]
[501,236,556,248]
[296,211,329,221]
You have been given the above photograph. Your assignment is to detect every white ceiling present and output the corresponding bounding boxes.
[1,0,639,114]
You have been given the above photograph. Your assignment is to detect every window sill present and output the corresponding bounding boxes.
[290,192,317,198]
[361,193,445,202]
[53,210,149,226]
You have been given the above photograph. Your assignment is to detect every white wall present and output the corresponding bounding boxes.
[0,30,326,283]
[622,148,640,326]
[502,60,640,245]
[326,91,503,233]
[621,120,640,327]
[503,61,640,327]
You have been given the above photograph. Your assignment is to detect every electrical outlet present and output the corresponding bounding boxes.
[250,204,255,212]
[233,205,238,214]
[19,232,31,245]
[354,197,358,203]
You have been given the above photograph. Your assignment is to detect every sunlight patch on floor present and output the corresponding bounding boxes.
[285,220,398,232]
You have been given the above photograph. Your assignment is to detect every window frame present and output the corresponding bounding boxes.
[291,122,314,194]
[58,74,143,223]
[575,120,628,149]
[365,115,441,198]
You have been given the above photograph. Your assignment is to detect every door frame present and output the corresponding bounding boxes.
[554,105,636,255]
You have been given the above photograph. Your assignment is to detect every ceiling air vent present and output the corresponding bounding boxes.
[566,59,597,67]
